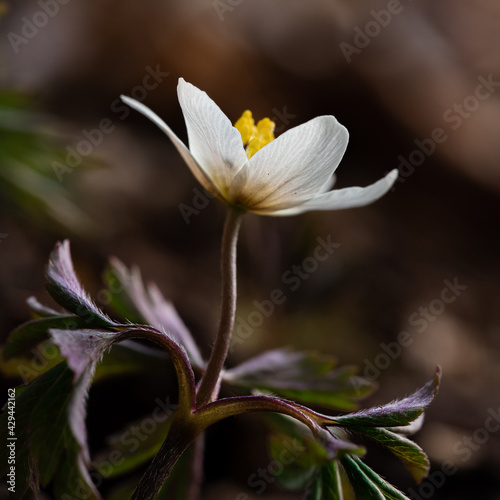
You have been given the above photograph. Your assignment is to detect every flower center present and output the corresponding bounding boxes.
[234,110,276,159]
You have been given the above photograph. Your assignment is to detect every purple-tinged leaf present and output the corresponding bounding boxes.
[224,348,375,410]
[46,240,116,328]
[330,368,441,428]
[103,258,145,324]
[105,257,204,368]
[50,328,117,379]
[44,324,194,498]
[1,245,198,498]
[354,426,430,483]
[49,328,119,483]
[52,322,196,419]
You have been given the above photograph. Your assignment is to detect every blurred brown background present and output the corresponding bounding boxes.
[1,0,500,499]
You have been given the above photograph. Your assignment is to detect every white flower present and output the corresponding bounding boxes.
[121,79,398,216]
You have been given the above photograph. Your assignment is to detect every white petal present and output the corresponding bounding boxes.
[177,79,248,194]
[120,95,219,195]
[319,173,337,193]
[228,115,348,211]
[268,169,398,216]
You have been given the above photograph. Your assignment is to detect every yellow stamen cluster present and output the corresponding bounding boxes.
[234,110,276,159]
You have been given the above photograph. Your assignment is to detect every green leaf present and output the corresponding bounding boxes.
[320,460,345,500]
[225,348,375,411]
[0,343,63,383]
[341,455,386,500]
[18,327,125,497]
[352,426,430,483]
[2,328,169,386]
[45,240,116,328]
[104,257,204,368]
[265,413,363,492]
[268,433,318,489]
[0,363,101,500]
[305,473,324,500]
[343,455,410,500]
[331,368,441,428]
[3,319,188,498]
[304,460,348,500]
[94,403,176,478]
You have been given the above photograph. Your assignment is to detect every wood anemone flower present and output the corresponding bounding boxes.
[121,78,398,215]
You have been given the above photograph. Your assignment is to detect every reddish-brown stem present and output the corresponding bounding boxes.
[196,208,243,407]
